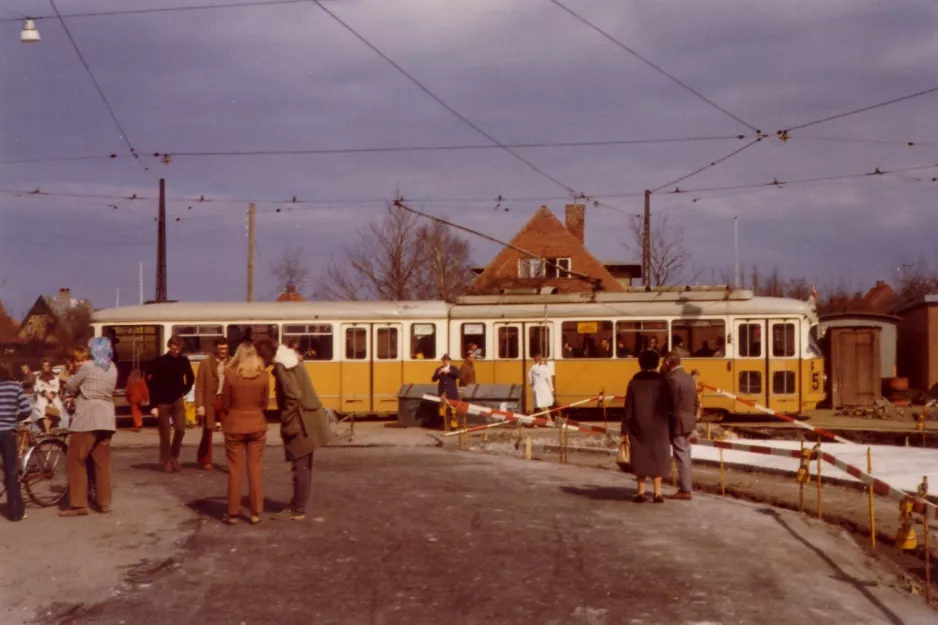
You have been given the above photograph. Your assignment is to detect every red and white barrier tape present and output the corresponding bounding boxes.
[424,394,937,518]
[424,395,611,435]
[698,383,853,444]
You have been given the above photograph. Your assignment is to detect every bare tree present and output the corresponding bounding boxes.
[893,256,938,309]
[0,300,18,343]
[412,219,474,301]
[316,203,473,301]
[270,245,310,295]
[55,304,93,356]
[626,213,694,286]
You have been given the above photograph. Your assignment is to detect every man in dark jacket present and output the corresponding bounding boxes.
[256,340,332,521]
[147,335,195,473]
[663,351,699,500]
[432,354,460,430]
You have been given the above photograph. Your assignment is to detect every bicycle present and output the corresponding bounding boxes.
[0,423,69,508]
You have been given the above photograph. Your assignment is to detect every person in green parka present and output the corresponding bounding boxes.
[255,340,333,521]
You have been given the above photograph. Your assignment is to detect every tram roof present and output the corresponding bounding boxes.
[93,295,816,324]
[449,296,817,320]
[92,301,451,323]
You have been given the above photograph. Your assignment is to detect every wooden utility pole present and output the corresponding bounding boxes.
[247,202,256,301]
[155,178,167,302]
[642,189,651,288]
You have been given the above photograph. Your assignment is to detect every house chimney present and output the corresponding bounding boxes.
[875,280,885,288]
[565,204,585,244]
[58,288,71,300]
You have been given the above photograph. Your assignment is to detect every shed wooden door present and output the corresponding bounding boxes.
[830,328,881,407]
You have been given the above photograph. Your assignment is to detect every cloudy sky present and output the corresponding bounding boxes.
[1,0,936,317]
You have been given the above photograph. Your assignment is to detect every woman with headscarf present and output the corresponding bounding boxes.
[621,349,673,504]
[221,342,269,525]
[60,338,118,517]
[33,359,67,432]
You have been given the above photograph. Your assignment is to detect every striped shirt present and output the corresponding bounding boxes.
[0,380,32,432]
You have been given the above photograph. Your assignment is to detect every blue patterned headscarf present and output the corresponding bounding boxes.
[89,337,112,371]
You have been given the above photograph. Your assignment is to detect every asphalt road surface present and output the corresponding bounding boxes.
[2,445,934,625]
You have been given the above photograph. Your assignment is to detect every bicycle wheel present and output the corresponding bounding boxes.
[23,438,69,507]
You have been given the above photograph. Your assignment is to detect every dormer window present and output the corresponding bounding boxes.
[518,257,571,278]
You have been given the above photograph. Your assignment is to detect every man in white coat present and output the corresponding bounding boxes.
[529,351,555,420]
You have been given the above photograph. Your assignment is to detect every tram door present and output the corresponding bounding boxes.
[340,324,371,414]
[733,319,767,412]
[372,323,403,414]
[768,319,800,414]
[524,323,552,415]
[493,323,523,388]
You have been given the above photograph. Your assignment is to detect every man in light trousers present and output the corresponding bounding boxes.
[664,351,699,500]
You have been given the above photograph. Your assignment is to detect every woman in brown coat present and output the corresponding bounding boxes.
[622,349,674,503]
[221,343,269,525]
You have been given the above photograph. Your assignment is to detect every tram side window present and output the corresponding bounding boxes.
[671,320,726,358]
[614,320,667,357]
[528,326,551,359]
[103,324,162,389]
[773,371,796,395]
[376,327,399,360]
[561,321,613,358]
[738,324,763,358]
[497,327,520,359]
[739,371,762,394]
[282,324,333,361]
[410,323,436,360]
[172,325,224,357]
[461,323,486,359]
[772,323,796,357]
[227,324,279,353]
[345,327,367,360]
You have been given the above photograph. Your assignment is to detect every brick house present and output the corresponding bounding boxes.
[896,293,938,393]
[276,284,305,302]
[17,288,92,344]
[467,204,641,295]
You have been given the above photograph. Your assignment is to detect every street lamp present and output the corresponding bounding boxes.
[20,19,40,43]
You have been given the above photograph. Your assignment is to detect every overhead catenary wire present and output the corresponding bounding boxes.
[548,0,760,133]
[0,0,311,24]
[778,84,938,134]
[651,138,762,193]
[2,161,935,213]
[48,0,155,180]
[308,0,577,195]
[0,134,749,166]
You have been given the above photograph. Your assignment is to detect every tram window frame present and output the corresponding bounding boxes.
[772,322,797,358]
[226,324,279,353]
[497,326,520,360]
[171,324,225,357]
[282,324,334,361]
[410,323,436,360]
[376,327,399,360]
[737,323,763,358]
[772,371,796,395]
[670,319,727,358]
[103,324,162,389]
[739,371,762,394]
[561,320,613,359]
[345,327,367,360]
[528,325,551,359]
[461,323,486,359]
[614,320,668,358]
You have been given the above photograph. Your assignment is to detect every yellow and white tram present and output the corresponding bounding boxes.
[91,288,825,416]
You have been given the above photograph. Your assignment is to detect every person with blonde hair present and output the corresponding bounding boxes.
[220,342,270,525]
